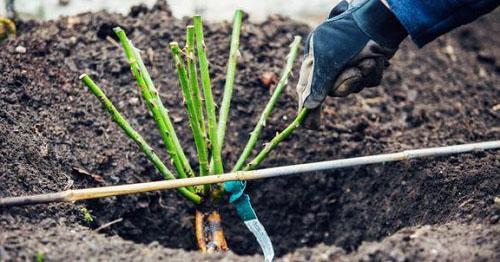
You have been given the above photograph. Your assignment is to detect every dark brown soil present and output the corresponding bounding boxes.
[1,2,499,261]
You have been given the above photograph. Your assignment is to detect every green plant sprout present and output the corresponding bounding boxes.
[35,251,45,262]
[80,207,93,223]
[79,10,305,253]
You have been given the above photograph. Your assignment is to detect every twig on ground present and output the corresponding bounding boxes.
[94,218,124,233]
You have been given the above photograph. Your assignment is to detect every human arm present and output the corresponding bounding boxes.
[296,0,499,126]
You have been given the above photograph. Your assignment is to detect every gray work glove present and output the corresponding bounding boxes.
[296,0,407,128]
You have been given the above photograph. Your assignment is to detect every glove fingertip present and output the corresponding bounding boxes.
[303,96,322,110]
[302,106,322,130]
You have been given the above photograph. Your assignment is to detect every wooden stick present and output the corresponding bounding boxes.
[1,140,498,207]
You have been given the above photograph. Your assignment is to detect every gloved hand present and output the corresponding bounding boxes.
[296,0,407,127]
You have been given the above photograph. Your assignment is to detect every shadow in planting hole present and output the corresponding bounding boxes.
[85,153,495,257]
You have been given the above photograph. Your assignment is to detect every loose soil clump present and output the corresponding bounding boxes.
[1,2,499,261]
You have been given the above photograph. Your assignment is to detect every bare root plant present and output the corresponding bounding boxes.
[80,11,304,253]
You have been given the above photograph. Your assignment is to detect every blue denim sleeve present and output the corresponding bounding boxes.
[386,0,499,47]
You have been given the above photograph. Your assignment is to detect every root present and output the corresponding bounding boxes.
[195,210,207,252]
[194,209,228,253]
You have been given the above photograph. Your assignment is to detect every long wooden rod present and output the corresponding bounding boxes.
[1,140,498,207]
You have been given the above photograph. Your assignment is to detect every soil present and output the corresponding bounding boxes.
[1,1,499,261]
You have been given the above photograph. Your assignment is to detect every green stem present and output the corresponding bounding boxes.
[232,36,302,172]
[80,74,201,204]
[216,9,243,152]
[170,42,210,185]
[243,108,309,171]
[186,26,208,151]
[186,25,210,193]
[113,27,196,181]
[193,15,224,175]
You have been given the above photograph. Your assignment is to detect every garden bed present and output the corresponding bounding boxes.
[0,2,499,261]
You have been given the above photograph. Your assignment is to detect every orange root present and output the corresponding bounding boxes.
[194,209,228,253]
[195,210,207,252]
